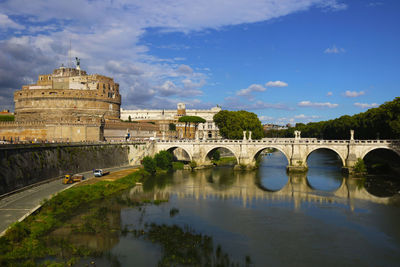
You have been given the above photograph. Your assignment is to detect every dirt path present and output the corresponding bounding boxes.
[77,168,140,186]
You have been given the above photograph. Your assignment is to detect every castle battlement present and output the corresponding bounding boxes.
[14,66,121,124]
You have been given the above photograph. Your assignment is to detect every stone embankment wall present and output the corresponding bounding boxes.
[0,143,131,195]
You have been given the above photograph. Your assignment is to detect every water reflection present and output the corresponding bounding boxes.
[123,166,400,266]
[130,169,395,211]
[52,150,400,266]
[258,151,289,191]
[307,149,344,191]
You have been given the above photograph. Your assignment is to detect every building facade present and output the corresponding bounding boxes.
[121,103,221,139]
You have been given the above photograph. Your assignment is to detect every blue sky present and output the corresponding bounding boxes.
[0,0,399,125]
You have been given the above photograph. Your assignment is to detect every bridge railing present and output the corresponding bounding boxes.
[156,139,397,145]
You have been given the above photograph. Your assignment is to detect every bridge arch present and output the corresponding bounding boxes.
[203,146,239,164]
[306,147,346,167]
[360,146,400,160]
[252,146,290,164]
[163,146,192,161]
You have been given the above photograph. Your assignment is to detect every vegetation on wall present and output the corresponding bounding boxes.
[213,110,264,139]
[0,115,14,121]
[265,97,400,139]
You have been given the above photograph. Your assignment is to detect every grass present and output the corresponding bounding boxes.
[0,169,150,266]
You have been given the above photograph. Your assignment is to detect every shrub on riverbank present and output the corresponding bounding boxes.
[143,156,156,174]
[155,150,173,170]
[212,157,237,166]
[172,162,184,170]
[143,150,184,172]
[353,158,367,174]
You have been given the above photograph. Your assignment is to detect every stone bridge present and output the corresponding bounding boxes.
[154,135,400,172]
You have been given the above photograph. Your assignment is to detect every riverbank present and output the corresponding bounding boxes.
[0,168,148,266]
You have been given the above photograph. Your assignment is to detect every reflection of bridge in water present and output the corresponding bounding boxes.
[129,170,398,211]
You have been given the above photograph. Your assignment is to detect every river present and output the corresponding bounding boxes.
[72,149,400,266]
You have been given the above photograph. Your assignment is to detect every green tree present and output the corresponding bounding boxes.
[154,151,173,170]
[142,156,156,174]
[273,97,400,140]
[169,123,176,131]
[213,110,264,139]
[128,115,132,122]
[178,116,206,138]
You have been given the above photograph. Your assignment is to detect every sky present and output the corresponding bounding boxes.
[0,0,399,125]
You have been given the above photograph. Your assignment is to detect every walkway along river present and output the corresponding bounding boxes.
[45,149,400,266]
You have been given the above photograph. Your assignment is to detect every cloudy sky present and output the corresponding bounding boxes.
[0,0,399,125]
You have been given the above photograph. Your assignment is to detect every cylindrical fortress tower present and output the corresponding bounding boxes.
[14,66,121,123]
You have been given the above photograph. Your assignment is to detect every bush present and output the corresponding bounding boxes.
[212,150,220,161]
[142,156,156,174]
[353,158,367,174]
[189,161,197,169]
[155,151,173,170]
[172,162,184,170]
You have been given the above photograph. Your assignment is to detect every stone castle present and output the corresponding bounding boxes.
[0,61,220,142]
[0,63,157,142]
[15,66,121,123]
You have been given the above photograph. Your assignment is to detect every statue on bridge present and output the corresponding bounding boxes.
[294,130,301,139]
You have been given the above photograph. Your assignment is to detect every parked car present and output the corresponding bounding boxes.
[93,169,110,177]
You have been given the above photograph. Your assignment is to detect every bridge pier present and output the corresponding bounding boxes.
[343,139,358,174]
[287,136,308,173]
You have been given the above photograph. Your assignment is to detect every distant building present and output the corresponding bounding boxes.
[121,103,222,139]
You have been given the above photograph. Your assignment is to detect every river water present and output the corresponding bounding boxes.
[77,150,400,266]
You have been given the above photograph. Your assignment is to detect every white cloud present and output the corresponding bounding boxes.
[327,91,333,96]
[367,2,383,7]
[298,101,338,108]
[318,0,347,11]
[324,45,345,54]
[344,90,365,97]
[0,13,24,30]
[265,80,288,87]
[354,102,379,109]
[177,64,193,75]
[237,84,266,96]
[0,0,349,108]
[224,96,291,110]
[182,79,206,90]
[259,115,274,122]
[294,114,320,119]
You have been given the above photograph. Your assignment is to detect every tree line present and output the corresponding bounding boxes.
[265,97,400,140]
